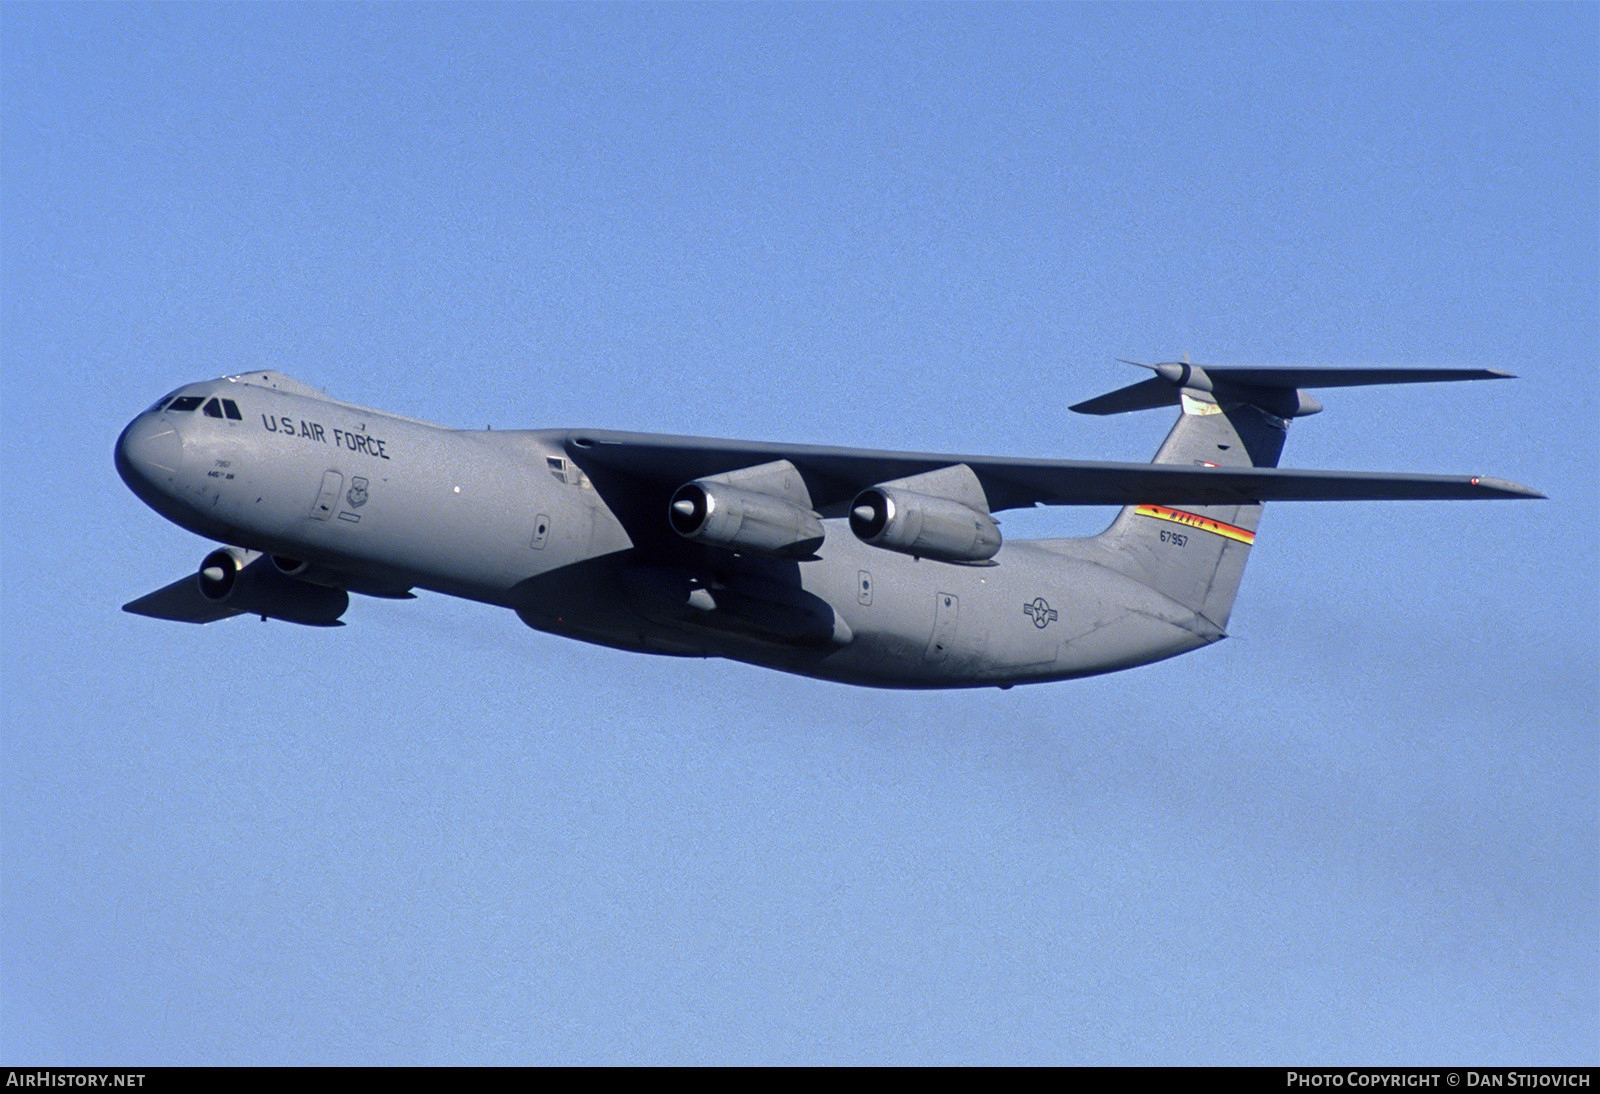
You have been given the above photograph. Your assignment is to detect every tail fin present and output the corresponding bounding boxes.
[1073,363,1513,631]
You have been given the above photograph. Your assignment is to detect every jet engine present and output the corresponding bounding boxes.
[849,486,1002,563]
[196,547,349,625]
[669,480,825,558]
[667,460,824,558]
[269,555,347,587]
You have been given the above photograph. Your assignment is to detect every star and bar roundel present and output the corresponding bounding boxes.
[1135,504,1256,545]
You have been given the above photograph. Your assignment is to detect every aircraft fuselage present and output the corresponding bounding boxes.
[115,372,1216,689]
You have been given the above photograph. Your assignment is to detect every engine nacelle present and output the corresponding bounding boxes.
[197,547,349,625]
[669,481,825,558]
[270,555,346,587]
[272,555,415,599]
[849,487,1002,563]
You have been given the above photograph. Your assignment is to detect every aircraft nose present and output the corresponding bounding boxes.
[115,414,184,496]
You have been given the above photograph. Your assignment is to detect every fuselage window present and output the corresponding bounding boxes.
[544,456,588,488]
[221,399,242,420]
[202,398,225,418]
[167,395,205,412]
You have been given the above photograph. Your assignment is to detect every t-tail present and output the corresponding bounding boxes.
[1070,363,1517,633]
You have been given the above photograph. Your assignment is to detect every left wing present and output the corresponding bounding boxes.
[124,574,250,624]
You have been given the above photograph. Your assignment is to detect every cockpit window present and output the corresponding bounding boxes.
[158,393,240,418]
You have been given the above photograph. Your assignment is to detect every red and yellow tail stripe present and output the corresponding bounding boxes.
[1136,504,1256,544]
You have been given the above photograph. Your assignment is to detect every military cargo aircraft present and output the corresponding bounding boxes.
[115,363,1539,689]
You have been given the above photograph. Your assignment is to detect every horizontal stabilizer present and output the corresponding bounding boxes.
[1072,363,1514,416]
[1198,366,1514,388]
[1067,376,1178,416]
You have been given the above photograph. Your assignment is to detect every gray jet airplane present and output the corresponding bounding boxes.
[115,363,1540,689]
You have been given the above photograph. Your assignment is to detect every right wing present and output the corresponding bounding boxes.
[550,429,1543,513]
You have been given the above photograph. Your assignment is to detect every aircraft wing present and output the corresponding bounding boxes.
[555,430,1543,512]
[123,575,247,623]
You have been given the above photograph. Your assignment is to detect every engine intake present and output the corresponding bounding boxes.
[197,547,349,625]
[850,486,1001,563]
[669,481,824,558]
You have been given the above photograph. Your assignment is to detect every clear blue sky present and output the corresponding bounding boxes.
[4,2,1594,1064]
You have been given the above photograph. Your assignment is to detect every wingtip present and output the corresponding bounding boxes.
[1472,476,1545,499]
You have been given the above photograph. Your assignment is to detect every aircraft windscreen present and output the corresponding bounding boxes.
[162,395,242,418]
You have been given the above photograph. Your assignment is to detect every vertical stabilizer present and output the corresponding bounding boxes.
[1094,377,1285,630]
[1070,362,1515,631]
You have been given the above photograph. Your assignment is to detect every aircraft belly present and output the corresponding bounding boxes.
[762,537,1216,687]
[775,534,1074,685]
